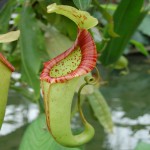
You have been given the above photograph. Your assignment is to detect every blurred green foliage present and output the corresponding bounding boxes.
[100,0,147,65]
[135,142,150,150]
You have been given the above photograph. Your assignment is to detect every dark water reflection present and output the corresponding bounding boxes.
[88,55,150,150]
[0,55,150,150]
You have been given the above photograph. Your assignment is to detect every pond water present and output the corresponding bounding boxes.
[0,55,150,150]
[86,55,150,150]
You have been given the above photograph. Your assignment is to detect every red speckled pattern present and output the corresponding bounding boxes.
[0,53,15,72]
[40,29,97,83]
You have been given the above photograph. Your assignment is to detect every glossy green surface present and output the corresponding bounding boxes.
[42,77,95,147]
[0,61,11,129]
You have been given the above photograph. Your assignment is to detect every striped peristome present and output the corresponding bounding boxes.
[40,29,97,83]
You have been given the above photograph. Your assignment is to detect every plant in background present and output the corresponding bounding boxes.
[0,53,14,129]
[0,30,20,128]
[97,0,148,66]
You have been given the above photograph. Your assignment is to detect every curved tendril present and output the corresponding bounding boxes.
[77,67,100,124]
[84,66,100,85]
[77,82,88,124]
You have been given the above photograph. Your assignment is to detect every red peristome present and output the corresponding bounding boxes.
[40,28,97,83]
[0,53,15,72]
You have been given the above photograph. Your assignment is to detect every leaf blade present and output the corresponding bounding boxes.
[100,0,146,65]
[130,39,149,56]
[19,5,46,100]
[0,0,16,33]
[87,89,113,133]
[73,0,92,10]
[19,114,81,150]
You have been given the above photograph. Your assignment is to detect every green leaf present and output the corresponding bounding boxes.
[138,15,150,36]
[101,4,117,11]
[135,142,150,150]
[45,27,73,59]
[130,39,149,56]
[90,27,103,51]
[100,0,146,65]
[87,89,113,133]
[93,0,119,38]
[0,0,16,33]
[73,0,92,10]
[19,5,47,100]
[0,31,20,43]
[19,114,80,150]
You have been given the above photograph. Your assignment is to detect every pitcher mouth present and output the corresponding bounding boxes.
[0,53,15,72]
[40,28,97,83]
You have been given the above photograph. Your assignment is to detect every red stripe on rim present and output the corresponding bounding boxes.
[0,53,15,72]
[40,28,97,83]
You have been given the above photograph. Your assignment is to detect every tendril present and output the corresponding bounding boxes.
[77,67,100,124]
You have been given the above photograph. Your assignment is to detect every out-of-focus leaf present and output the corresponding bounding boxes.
[100,0,146,65]
[10,85,35,102]
[90,27,103,51]
[73,0,92,10]
[0,30,20,43]
[45,27,73,59]
[19,5,47,101]
[93,0,119,38]
[132,31,149,45]
[0,0,16,33]
[38,1,77,40]
[87,89,113,133]
[101,4,117,12]
[19,114,80,150]
[55,16,77,41]
[112,56,128,70]
[130,39,149,56]
[138,15,150,36]
[135,142,150,150]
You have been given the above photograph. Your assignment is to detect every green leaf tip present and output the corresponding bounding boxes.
[88,89,114,133]
[47,3,98,29]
